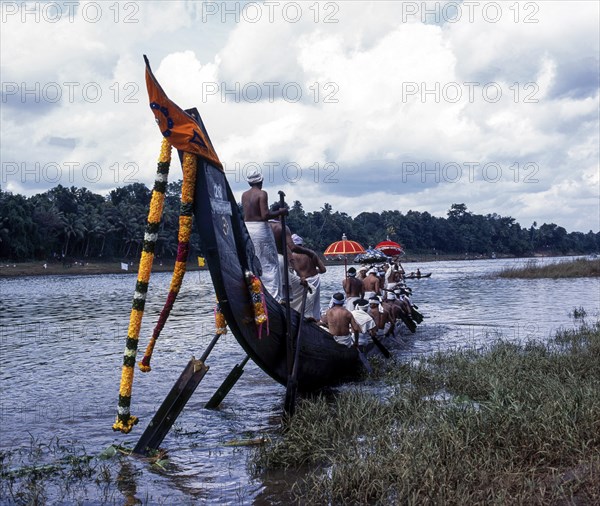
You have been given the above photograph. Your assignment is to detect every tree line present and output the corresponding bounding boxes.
[0,184,598,262]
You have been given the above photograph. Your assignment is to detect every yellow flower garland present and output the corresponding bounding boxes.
[113,137,171,434]
[246,271,269,338]
[215,300,228,335]
[139,151,198,372]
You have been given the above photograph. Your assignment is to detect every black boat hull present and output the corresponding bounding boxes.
[193,159,361,392]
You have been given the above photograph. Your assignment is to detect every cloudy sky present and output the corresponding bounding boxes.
[1,1,599,232]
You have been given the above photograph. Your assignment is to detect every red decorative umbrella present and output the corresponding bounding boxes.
[375,239,404,257]
[324,233,365,274]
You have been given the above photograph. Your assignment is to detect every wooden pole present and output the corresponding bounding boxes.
[132,332,221,455]
[284,284,310,415]
[204,355,250,409]
[278,191,293,376]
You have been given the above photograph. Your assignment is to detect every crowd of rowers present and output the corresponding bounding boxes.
[241,168,421,350]
[322,263,422,349]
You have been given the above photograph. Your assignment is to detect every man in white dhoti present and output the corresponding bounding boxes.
[241,168,288,301]
[290,234,326,320]
[350,299,376,348]
[278,254,318,318]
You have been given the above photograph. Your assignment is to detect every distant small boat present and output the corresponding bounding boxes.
[404,272,432,279]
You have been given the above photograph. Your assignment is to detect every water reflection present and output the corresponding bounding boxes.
[0,256,597,503]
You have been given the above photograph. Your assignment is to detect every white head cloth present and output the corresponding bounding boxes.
[329,294,346,307]
[246,168,264,184]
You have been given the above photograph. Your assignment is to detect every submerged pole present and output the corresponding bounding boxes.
[132,332,221,455]
[284,284,310,415]
[278,191,294,377]
[205,355,250,409]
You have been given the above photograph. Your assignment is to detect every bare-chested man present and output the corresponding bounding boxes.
[368,297,395,339]
[351,298,376,349]
[386,263,404,286]
[362,268,381,300]
[268,215,321,315]
[386,291,417,333]
[241,168,287,301]
[291,234,326,320]
[320,293,361,347]
[343,267,364,310]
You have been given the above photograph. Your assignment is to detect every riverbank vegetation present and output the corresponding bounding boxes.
[252,321,600,504]
[1,185,598,262]
[496,257,600,279]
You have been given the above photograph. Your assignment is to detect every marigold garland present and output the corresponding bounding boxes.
[139,151,198,372]
[113,137,172,434]
[214,300,228,335]
[245,271,269,338]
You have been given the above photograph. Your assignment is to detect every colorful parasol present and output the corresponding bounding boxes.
[375,239,404,257]
[324,233,365,274]
[354,248,390,265]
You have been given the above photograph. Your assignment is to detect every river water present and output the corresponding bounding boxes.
[0,256,597,504]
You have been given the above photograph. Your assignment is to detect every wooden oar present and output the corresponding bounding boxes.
[204,355,250,409]
[370,333,391,358]
[284,284,311,415]
[133,332,222,455]
[411,308,424,324]
[354,331,372,373]
[278,190,293,377]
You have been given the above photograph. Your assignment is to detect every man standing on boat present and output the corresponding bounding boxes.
[290,234,326,320]
[385,263,403,289]
[242,168,287,302]
[268,208,322,311]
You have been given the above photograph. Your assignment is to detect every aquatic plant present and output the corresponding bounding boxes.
[494,257,600,279]
[252,322,600,504]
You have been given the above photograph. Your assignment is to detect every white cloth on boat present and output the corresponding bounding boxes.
[278,254,317,318]
[364,290,376,300]
[305,273,322,320]
[351,309,376,346]
[246,221,281,301]
[344,296,360,310]
[333,334,354,347]
[374,321,392,338]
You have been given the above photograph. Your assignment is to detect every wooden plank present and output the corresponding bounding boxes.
[204,355,250,409]
[133,357,209,455]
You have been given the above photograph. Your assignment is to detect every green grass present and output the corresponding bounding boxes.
[0,438,174,505]
[252,321,600,504]
[494,258,600,279]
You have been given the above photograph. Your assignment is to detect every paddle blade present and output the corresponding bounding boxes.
[371,336,391,358]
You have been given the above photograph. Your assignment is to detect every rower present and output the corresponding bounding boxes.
[350,299,376,350]
[319,293,360,347]
[290,234,326,320]
[343,267,365,310]
[367,296,394,340]
[362,268,381,300]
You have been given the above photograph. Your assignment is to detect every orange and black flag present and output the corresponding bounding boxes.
[144,55,222,170]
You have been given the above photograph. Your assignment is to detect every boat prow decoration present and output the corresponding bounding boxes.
[144,55,222,170]
[150,56,363,385]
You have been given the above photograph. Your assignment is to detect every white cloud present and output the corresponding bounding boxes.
[1,1,598,233]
